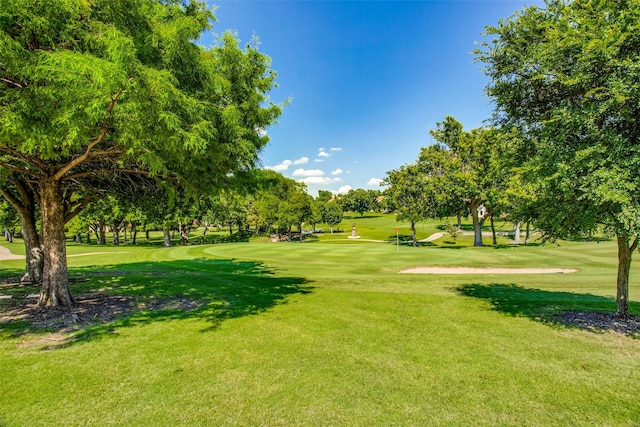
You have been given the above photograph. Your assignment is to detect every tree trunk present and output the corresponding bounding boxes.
[131,226,137,245]
[86,229,91,244]
[490,214,497,245]
[456,213,462,229]
[1,179,43,283]
[163,226,171,247]
[4,227,12,242]
[38,180,72,307]
[470,199,484,246]
[525,222,531,245]
[20,210,43,284]
[146,229,150,240]
[615,236,636,319]
[112,221,120,245]
[411,221,417,247]
[97,221,106,245]
[514,222,521,244]
[75,231,83,243]
[179,221,189,245]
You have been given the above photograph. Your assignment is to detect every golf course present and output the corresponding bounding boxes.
[1,214,639,426]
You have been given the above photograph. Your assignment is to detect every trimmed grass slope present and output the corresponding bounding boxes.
[1,237,639,426]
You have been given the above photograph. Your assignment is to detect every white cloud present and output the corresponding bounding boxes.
[367,177,384,186]
[331,168,343,175]
[265,159,292,171]
[293,168,325,177]
[336,185,353,194]
[299,176,342,185]
[318,150,330,157]
[314,158,324,163]
[330,147,342,151]
[264,156,308,171]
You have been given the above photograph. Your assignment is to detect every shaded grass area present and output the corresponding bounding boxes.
[457,282,640,321]
[0,258,312,347]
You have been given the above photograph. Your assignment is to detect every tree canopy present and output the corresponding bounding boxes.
[477,0,640,317]
[0,0,283,306]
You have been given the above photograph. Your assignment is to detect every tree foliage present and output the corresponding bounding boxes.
[0,0,282,306]
[477,0,640,317]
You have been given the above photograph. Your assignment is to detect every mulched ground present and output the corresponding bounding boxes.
[0,293,203,331]
[556,311,640,336]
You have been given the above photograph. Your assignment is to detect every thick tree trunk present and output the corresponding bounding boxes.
[615,236,636,319]
[20,210,43,284]
[470,199,484,246]
[525,222,531,245]
[514,222,521,244]
[411,221,417,247]
[145,230,150,241]
[86,230,91,244]
[490,214,497,245]
[38,180,72,307]
[163,226,171,247]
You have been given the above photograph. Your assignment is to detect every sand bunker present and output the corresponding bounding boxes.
[400,267,578,274]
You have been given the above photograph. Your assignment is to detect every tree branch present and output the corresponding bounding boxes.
[9,176,34,212]
[0,160,40,178]
[0,145,47,172]
[64,199,90,224]
[52,89,125,181]
[0,77,24,88]
[0,186,26,214]
[61,168,177,182]
[631,237,638,253]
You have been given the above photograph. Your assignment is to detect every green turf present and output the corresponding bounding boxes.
[1,219,640,426]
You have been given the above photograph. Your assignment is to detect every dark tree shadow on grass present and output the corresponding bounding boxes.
[0,258,313,348]
[456,283,640,335]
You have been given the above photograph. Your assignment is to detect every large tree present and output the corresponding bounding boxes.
[429,117,500,246]
[477,0,640,317]
[0,0,282,306]
[384,163,443,247]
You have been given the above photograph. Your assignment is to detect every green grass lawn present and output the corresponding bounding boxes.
[1,219,640,426]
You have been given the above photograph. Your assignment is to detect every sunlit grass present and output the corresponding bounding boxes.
[1,219,640,426]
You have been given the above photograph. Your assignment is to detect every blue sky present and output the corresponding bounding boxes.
[202,1,542,196]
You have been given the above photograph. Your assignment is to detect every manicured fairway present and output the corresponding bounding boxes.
[1,238,640,426]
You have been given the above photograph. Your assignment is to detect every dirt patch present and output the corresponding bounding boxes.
[400,267,578,274]
[0,293,204,332]
[557,311,640,336]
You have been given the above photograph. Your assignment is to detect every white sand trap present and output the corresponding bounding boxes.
[400,266,578,274]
